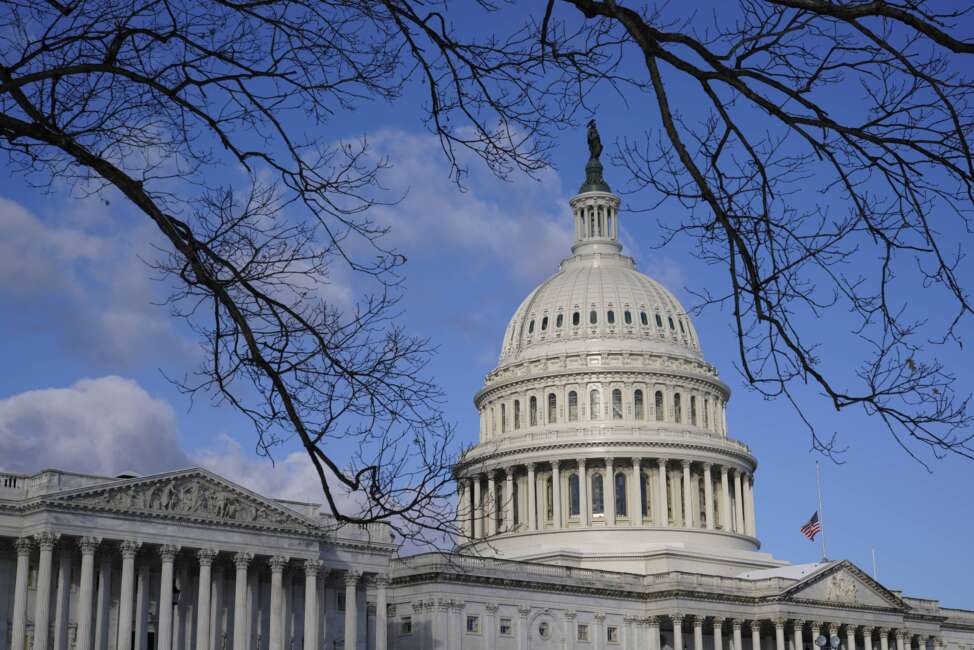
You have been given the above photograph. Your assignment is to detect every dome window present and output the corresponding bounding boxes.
[655,314,663,328]
[634,389,644,420]
[591,473,605,515]
[624,311,632,325]
[668,316,676,330]
[612,389,623,419]
[615,472,627,517]
[640,312,649,326]
[568,391,578,421]
[556,314,564,328]
[607,310,615,324]
[514,400,521,429]
[655,391,664,421]
[673,393,682,423]
[528,320,535,334]
[589,310,597,325]
[501,404,507,432]
[529,396,538,426]
[569,474,581,516]
[690,395,697,426]
[572,311,580,326]
[548,393,557,423]
[679,319,686,334]
[704,398,710,428]
[541,316,549,331]
[590,389,601,420]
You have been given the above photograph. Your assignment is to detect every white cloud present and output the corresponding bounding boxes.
[0,375,352,510]
[364,131,575,280]
[0,197,194,368]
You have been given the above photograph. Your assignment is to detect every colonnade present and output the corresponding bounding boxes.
[3,533,386,650]
[623,615,943,650]
[458,457,756,540]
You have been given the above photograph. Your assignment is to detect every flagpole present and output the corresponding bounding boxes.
[816,461,828,561]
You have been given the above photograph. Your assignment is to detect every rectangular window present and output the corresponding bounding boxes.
[466,615,481,634]
[577,624,590,641]
[336,591,346,612]
[399,617,413,635]
[499,618,513,637]
[607,626,620,643]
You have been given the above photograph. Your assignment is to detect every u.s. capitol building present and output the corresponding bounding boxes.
[2,148,972,650]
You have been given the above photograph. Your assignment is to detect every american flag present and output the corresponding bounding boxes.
[800,511,821,541]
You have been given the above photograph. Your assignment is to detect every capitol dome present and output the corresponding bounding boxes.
[453,140,783,577]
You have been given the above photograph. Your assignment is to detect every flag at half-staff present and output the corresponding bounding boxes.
[800,511,822,541]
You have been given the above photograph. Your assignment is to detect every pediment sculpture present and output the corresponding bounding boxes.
[825,573,859,604]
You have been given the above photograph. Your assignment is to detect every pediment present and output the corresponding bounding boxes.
[781,561,906,610]
[42,468,326,537]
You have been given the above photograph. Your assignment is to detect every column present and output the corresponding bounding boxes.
[682,461,693,527]
[649,617,661,650]
[344,571,360,650]
[671,465,684,527]
[713,618,725,650]
[605,458,616,525]
[751,622,762,650]
[485,603,498,650]
[195,549,217,650]
[745,474,757,536]
[564,611,577,650]
[458,480,472,539]
[375,575,389,650]
[505,470,515,531]
[487,472,498,536]
[847,626,858,650]
[673,615,685,650]
[776,620,786,650]
[657,458,669,527]
[734,471,745,533]
[116,541,141,650]
[694,616,704,650]
[702,463,714,530]
[793,620,805,650]
[932,638,943,650]
[269,556,287,650]
[527,464,538,531]
[232,553,252,650]
[135,563,150,650]
[895,631,906,650]
[552,461,563,529]
[158,546,179,650]
[76,538,100,650]
[733,620,743,650]
[630,458,643,526]
[94,552,112,650]
[878,628,890,650]
[914,635,925,650]
[720,467,731,531]
[811,624,822,650]
[53,546,74,650]
[472,477,483,538]
[579,458,590,526]
[11,538,32,650]
[33,532,59,650]
[303,561,320,650]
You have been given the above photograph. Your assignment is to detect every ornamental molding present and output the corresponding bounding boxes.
[21,468,330,539]
[456,438,756,475]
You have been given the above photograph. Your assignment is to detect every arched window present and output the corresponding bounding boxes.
[699,481,707,528]
[640,472,652,518]
[624,310,632,325]
[572,311,580,326]
[655,391,664,421]
[541,316,549,331]
[590,389,601,420]
[690,395,697,426]
[528,320,535,334]
[634,389,644,420]
[674,393,682,424]
[640,311,649,326]
[607,310,615,324]
[569,473,580,516]
[612,389,623,419]
[615,472,627,517]
[545,477,554,520]
[568,391,578,421]
[668,316,676,330]
[589,310,597,325]
[556,313,564,328]
[704,398,710,428]
[591,473,604,515]
[491,407,496,433]
[529,396,538,427]
[548,393,557,423]
[514,400,521,430]
[679,319,686,334]
[655,314,663,328]
[501,404,507,432]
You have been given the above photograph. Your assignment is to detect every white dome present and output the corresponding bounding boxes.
[498,251,703,366]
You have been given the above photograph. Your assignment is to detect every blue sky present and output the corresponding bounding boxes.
[1,2,972,608]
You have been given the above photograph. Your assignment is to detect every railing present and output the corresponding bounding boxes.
[1,473,20,489]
